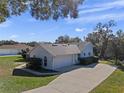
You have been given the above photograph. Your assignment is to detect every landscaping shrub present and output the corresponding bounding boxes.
[26,58,42,70]
[21,49,27,59]
[79,57,99,65]
[21,48,30,59]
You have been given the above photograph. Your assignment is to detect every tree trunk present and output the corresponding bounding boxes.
[99,40,108,59]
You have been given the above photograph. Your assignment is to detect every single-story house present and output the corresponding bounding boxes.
[29,42,94,70]
[0,44,32,55]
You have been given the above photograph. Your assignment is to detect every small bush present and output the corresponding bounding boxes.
[21,50,27,59]
[79,57,99,65]
[21,49,30,59]
[26,58,42,70]
[22,53,27,59]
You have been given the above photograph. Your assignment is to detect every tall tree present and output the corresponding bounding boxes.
[96,20,116,58]
[116,30,124,60]
[111,36,120,63]
[0,0,84,23]
[86,20,116,58]
[106,30,124,63]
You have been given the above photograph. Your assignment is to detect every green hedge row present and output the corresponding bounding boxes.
[79,57,99,65]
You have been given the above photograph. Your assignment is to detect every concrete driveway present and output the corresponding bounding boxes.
[23,64,116,93]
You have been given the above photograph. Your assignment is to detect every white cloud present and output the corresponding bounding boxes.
[10,35,18,39]
[79,7,112,14]
[66,13,124,24]
[79,0,124,14]
[75,28,85,32]
[0,21,12,28]
[67,0,124,24]
[96,0,124,8]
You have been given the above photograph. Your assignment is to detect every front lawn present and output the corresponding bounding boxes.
[90,61,124,93]
[0,56,57,93]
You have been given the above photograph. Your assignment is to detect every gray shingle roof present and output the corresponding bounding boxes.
[39,44,81,56]
[77,42,87,51]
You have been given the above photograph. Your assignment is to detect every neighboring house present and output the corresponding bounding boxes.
[78,42,94,58]
[29,42,94,70]
[0,44,32,55]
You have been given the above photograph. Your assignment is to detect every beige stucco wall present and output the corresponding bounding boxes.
[80,43,94,58]
[30,46,54,70]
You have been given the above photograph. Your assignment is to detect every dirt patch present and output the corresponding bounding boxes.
[0,68,6,76]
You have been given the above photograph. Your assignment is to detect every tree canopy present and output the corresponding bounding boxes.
[86,20,116,58]
[55,35,82,44]
[0,0,84,23]
[85,20,124,61]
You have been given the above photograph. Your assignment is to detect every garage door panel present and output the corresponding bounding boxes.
[54,55,73,69]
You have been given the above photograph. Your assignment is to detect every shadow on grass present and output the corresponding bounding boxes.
[13,72,57,77]
[118,66,124,71]
[108,61,124,73]
[14,74,57,77]
[106,60,124,72]
[12,68,58,77]
[117,63,124,72]
[13,63,58,77]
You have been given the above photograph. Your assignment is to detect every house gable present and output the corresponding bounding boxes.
[79,42,94,58]
[30,45,54,70]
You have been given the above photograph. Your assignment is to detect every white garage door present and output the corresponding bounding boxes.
[53,55,74,69]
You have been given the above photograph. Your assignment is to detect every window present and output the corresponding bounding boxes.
[88,52,91,56]
[84,53,86,56]
[44,56,47,66]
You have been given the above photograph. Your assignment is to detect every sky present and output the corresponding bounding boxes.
[0,0,124,42]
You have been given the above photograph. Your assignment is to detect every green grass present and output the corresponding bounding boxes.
[0,56,57,93]
[90,61,124,93]
[99,60,115,66]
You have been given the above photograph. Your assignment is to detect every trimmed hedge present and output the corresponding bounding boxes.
[26,58,42,70]
[79,57,99,65]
